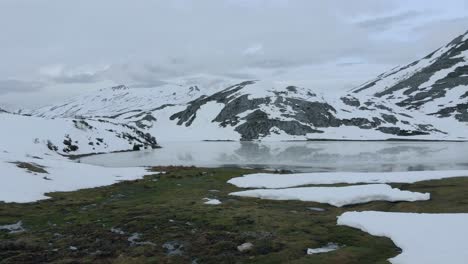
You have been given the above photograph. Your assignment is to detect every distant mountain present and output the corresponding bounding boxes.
[352,30,468,123]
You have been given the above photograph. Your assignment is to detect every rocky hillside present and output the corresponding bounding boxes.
[352,30,468,123]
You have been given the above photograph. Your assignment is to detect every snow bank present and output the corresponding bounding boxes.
[229,184,429,207]
[0,152,149,203]
[307,243,340,255]
[338,211,468,264]
[203,198,222,205]
[228,170,468,189]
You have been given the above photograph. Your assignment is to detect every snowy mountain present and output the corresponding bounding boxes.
[352,30,468,123]
[30,78,459,141]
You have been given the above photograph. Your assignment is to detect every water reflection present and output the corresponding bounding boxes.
[81,141,468,172]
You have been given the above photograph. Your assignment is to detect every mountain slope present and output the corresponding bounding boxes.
[352,31,468,123]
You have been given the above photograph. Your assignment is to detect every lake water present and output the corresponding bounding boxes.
[80,141,468,173]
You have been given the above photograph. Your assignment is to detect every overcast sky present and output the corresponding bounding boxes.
[0,0,467,110]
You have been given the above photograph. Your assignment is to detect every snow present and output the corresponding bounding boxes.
[229,184,429,207]
[228,170,468,189]
[420,85,468,114]
[203,198,222,205]
[308,207,326,212]
[338,211,468,264]
[307,243,340,255]
[418,62,466,90]
[0,221,25,233]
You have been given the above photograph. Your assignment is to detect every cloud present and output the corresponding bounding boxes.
[355,11,421,31]
[0,80,44,95]
[243,44,264,56]
[0,0,467,109]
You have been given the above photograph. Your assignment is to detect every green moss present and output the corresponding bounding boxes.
[1,167,467,263]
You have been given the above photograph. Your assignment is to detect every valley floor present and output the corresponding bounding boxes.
[1,167,468,263]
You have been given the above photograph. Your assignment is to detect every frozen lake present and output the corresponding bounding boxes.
[81,141,468,173]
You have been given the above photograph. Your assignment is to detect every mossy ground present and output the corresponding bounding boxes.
[1,167,467,264]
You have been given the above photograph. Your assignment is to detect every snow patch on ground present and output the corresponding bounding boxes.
[228,170,468,189]
[203,198,222,205]
[0,151,149,203]
[0,221,25,234]
[338,211,468,264]
[230,184,429,207]
[307,243,340,255]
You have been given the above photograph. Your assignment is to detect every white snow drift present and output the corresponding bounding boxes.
[0,150,150,203]
[230,184,429,207]
[338,211,468,264]
[228,170,468,189]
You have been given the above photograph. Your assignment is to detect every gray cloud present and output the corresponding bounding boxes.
[51,73,102,84]
[0,0,467,109]
[356,11,421,31]
[0,80,44,95]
